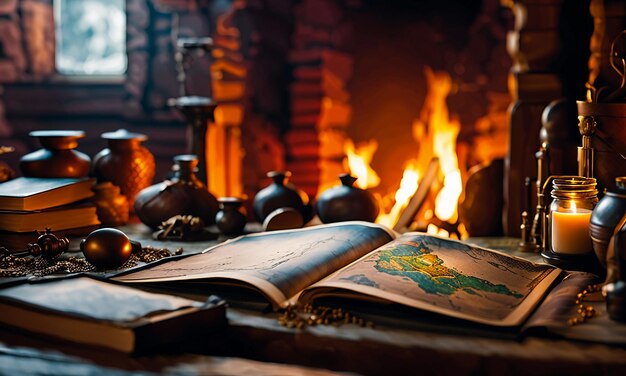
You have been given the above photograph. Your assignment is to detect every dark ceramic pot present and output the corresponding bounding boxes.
[92,130,155,208]
[590,177,626,268]
[20,130,90,178]
[253,171,308,223]
[215,197,247,235]
[316,174,380,223]
[134,155,219,229]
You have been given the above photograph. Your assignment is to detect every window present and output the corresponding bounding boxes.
[54,0,127,75]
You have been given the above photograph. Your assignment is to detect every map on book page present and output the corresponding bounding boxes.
[115,222,394,307]
[305,233,561,326]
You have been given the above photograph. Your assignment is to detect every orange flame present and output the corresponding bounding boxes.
[377,160,420,227]
[343,139,381,189]
[416,67,463,224]
[340,66,464,236]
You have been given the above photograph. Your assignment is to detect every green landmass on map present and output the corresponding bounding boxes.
[373,240,523,299]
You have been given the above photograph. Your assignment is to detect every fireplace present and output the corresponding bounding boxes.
[0,0,598,237]
[208,0,514,236]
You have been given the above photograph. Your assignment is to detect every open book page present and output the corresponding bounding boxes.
[114,222,394,308]
[299,233,561,327]
[524,272,626,345]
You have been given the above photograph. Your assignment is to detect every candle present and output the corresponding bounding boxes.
[551,208,593,254]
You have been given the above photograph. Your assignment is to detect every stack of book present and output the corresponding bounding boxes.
[0,177,100,249]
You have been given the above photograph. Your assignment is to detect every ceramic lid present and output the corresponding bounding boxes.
[29,130,85,139]
[101,129,148,142]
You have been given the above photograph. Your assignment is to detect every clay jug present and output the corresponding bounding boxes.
[20,130,90,178]
[92,129,155,208]
[253,171,308,222]
[134,155,219,229]
[590,177,626,268]
[316,174,380,223]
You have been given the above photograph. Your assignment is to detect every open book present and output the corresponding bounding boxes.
[114,222,562,328]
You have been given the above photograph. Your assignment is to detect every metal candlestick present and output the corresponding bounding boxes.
[169,37,215,186]
[578,115,596,179]
[168,96,217,185]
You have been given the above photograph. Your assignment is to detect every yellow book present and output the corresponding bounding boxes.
[0,202,100,232]
[0,177,95,211]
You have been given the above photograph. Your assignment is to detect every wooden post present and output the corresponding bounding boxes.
[502,0,564,236]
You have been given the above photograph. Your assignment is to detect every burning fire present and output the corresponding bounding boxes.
[343,66,464,236]
[343,139,380,189]
[377,160,420,228]
[417,67,462,224]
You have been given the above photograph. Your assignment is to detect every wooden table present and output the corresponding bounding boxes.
[2,224,626,375]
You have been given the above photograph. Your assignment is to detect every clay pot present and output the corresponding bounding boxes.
[316,174,380,223]
[134,154,219,229]
[215,197,247,235]
[91,182,130,226]
[20,130,90,178]
[92,129,155,208]
[590,177,626,268]
[253,171,310,223]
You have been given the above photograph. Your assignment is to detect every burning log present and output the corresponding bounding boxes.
[393,158,440,233]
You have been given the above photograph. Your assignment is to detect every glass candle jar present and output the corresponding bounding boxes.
[549,177,598,255]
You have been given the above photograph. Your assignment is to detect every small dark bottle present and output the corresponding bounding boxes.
[215,197,247,236]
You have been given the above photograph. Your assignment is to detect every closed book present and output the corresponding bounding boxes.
[0,276,227,354]
[0,177,95,211]
[0,203,100,232]
[0,225,100,250]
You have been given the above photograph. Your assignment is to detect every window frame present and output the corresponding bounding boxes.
[53,0,128,78]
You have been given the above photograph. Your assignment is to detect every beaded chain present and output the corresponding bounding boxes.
[0,245,183,278]
[0,254,93,277]
[278,303,375,329]
[568,283,603,326]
